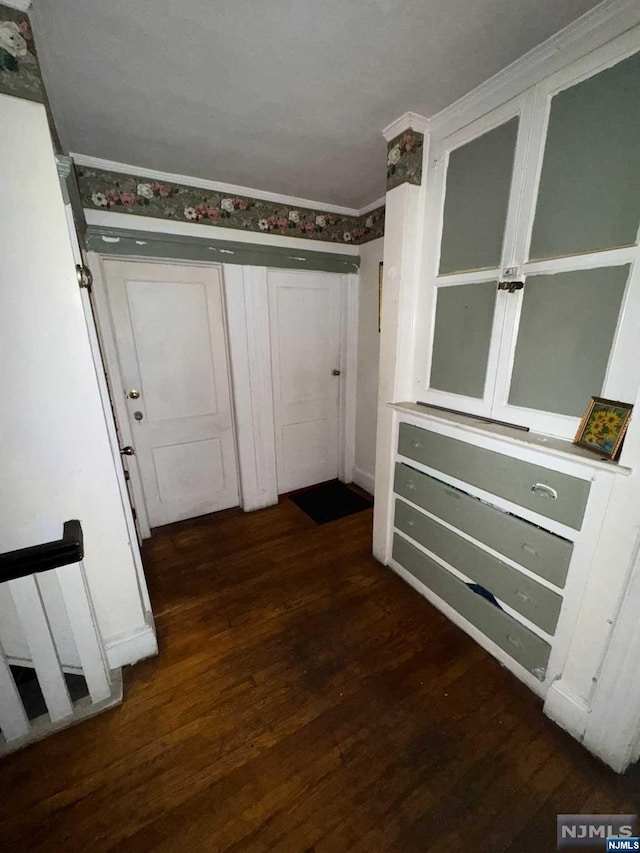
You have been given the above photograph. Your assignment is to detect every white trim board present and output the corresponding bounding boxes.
[73,153,364,217]
[382,112,430,142]
[105,618,158,669]
[352,466,375,496]
[86,252,152,540]
[381,1,640,142]
[424,0,640,138]
[1,1,31,10]
[223,264,279,512]
[339,273,359,486]
[359,196,387,215]
[85,210,361,257]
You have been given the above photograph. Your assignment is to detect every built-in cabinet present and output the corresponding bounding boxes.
[375,15,640,770]
[415,39,640,440]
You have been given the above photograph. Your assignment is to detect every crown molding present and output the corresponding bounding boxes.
[71,153,365,217]
[1,0,32,11]
[380,0,640,144]
[359,195,386,215]
[429,0,640,137]
[382,112,430,142]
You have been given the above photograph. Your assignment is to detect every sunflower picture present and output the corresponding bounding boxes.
[574,397,633,460]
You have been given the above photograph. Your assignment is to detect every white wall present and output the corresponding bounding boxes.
[353,238,383,495]
[0,94,154,667]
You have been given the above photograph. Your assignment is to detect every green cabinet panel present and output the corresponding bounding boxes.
[508,266,628,417]
[530,51,640,260]
[398,422,590,530]
[439,117,519,275]
[429,281,496,398]
[394,499,562,634]
[393,534,551,678]
[394,463,572,587]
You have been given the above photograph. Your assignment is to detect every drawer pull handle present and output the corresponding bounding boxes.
[515,590,530,603]
[506,634,522,649]
[406,480,416,491]
[522,543,538,557]
[531,483,558,501]
[410,440,422,449]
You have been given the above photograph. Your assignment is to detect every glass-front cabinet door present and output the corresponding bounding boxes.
[419,36,640,439]
[420,95,533,417]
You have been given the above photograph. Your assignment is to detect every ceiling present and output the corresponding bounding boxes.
[32,0,601,209]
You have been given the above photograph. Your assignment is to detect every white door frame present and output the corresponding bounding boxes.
[87,253,358,528]
[88,252,153,538]
[339,272,359,485]
[62,242,152,611]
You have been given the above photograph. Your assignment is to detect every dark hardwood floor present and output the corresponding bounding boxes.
[0,497,638,851]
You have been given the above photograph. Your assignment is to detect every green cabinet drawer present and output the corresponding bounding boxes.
[394,462,572,588]
[398,422,590,530]
[394,499,562,634]
[392,534,551,679]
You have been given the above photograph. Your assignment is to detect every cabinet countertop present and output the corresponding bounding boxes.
[388,402,632,477]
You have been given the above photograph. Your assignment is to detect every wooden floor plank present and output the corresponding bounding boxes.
[0,497,637,851]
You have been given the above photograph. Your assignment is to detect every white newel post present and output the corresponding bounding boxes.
[373,114,430,563]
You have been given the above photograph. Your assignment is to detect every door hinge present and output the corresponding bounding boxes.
[76,264,93,291]
[497,280,525,293]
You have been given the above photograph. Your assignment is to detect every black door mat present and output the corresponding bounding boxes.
[10,665,89,721]
[290,480,372,525]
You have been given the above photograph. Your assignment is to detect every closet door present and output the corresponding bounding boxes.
[492,42,640,437]
[420,95,533,416]
[268,270,342,493]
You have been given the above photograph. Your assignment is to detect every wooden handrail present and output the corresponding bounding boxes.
[0,521,84,584]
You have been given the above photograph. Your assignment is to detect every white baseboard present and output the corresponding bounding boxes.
[105,615,158,668]
[352,466,375,496]
[543,680,589,742]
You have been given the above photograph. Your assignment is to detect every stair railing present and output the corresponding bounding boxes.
[0,521,113,750]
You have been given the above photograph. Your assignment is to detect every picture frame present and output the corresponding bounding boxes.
[573,396,633,460]
[378,261,383,333]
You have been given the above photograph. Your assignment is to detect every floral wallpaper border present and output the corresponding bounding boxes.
[0,4,44,103]
[386,129,424,192]
[76,166,385,246]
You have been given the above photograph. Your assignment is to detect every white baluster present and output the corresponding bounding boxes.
[56,561,111,703]
[0,643,30,742]
[8,575,73,723]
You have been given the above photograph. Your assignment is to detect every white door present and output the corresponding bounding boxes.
[268,270,342,493]
[103,260,239,526]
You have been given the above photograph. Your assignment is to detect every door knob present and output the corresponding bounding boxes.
[133,411,144,421]
[332,369,341,376]
[120,446,135,456]
[128,389,140,399]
